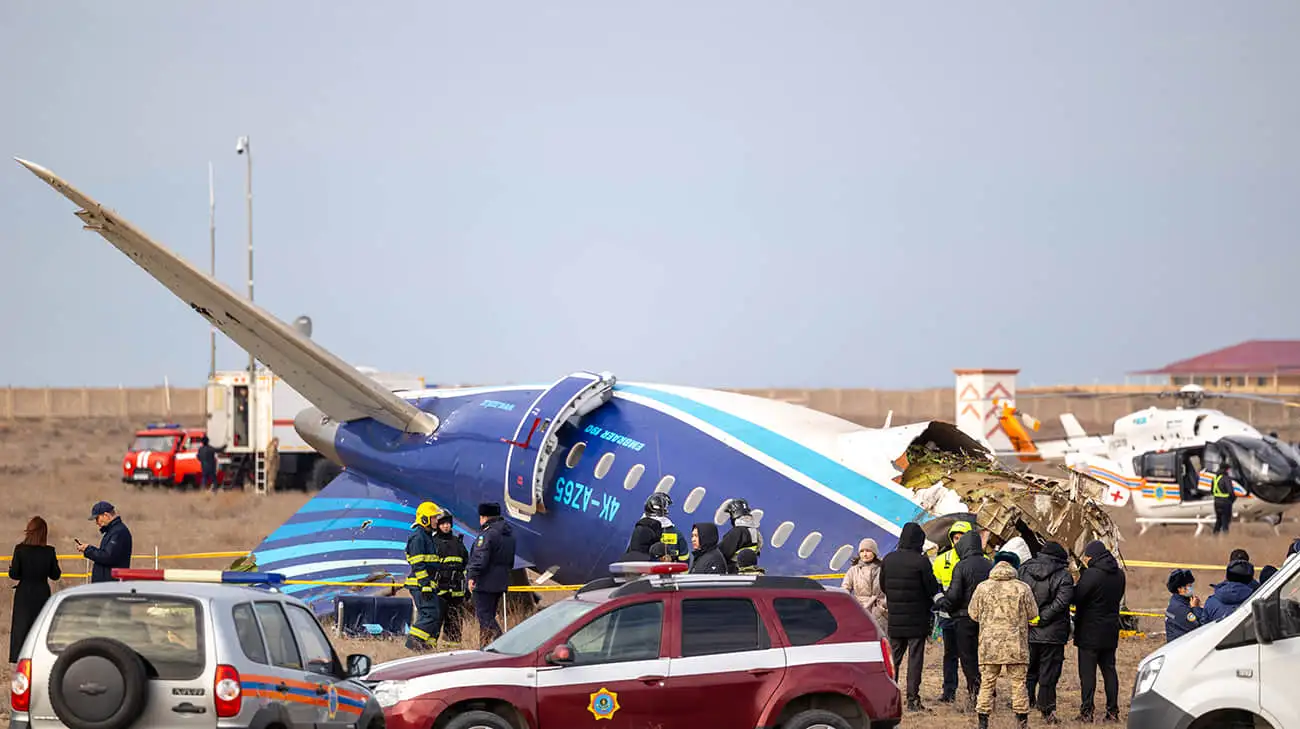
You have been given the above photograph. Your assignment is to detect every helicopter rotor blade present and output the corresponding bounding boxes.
[1205,391,1300,408]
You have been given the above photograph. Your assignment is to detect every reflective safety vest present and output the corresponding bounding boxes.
[405,527,441,592]
[933,548,961,589]
[1212,474,1232,499]
[660,527,690,563]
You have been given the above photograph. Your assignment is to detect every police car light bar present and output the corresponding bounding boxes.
[145,422,182,430]
[111,569,286,585]
[607,561,689,576]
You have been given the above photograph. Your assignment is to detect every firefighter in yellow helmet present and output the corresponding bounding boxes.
[404,502,443,650]
[932,520,973,703]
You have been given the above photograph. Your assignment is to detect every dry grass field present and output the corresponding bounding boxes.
[2,416,1297,727]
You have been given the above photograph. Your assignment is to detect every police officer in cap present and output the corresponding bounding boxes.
[719,498,762,574]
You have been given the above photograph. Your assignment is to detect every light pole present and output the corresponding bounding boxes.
[236,135,255,473]
[208,162,216,380]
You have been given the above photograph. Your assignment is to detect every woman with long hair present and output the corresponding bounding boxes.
[841,537,888,637]
[9,516,61,663]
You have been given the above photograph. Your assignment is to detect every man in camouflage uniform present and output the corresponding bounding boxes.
[968,550,1039,729]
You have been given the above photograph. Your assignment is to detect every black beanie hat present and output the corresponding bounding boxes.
[1040,542,1068,561]
[1226,560,1254,585]
[1083,540,1109,561]
[478,502,502,517]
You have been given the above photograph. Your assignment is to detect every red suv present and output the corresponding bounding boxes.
[366,563,900,729]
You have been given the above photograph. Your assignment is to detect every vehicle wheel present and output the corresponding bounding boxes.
[308,458,342,491]
[48,637,149,729]
[780,709,854,729]
[444,709,515,729]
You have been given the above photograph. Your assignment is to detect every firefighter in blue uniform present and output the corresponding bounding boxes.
[404,501,442,650]
[432,511,469,644]
[1211,461,1236,535]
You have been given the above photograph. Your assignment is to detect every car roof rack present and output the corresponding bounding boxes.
[575,563,828,599]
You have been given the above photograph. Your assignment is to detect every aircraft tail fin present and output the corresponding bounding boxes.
[16,158,437,435]
[1060,414,1088,440]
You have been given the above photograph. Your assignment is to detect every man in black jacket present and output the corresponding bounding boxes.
[77,501,132,583]
[880,522,942,712]
[942,530,992,712]
[1018,541,1074,724]
[466,502,516,647]
[688,522,727,574]
[1072,540,1126,723]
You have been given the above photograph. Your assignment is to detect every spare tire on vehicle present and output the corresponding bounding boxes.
[48,637,150,729]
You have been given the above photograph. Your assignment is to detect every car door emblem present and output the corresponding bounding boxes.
[588,687,620,720]
[78,682,108,696]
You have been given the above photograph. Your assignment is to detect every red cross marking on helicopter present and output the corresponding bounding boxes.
[1111,489,1123,502]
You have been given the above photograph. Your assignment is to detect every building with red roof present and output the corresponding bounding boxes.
[1132,340,1300,388]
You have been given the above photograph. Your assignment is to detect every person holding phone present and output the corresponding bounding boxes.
[76,501,132,582]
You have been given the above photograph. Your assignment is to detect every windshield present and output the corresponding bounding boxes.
[46,594,204,680]
[130,435,177,452]
[482,598,600,656]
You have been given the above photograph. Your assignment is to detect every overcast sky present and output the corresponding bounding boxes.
[2,2,1297,390]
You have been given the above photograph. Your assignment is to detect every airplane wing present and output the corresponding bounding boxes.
[16,158,438,435]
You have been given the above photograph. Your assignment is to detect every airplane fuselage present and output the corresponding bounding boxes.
[256,381,949,612]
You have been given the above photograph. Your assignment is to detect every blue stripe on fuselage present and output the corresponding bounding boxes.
[615,384,923,529]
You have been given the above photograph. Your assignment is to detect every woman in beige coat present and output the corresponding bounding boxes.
[841,537,888,636]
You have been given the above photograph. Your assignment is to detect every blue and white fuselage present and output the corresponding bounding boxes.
[258,378,981,613]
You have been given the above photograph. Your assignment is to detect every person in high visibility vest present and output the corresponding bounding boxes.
[1211,463,1236,535]
[932,520,973,704]
[404,501,442,651]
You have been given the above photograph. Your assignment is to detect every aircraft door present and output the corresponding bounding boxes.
[503,372,617,520]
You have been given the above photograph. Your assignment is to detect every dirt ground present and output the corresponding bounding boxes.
[2,416,1297,727]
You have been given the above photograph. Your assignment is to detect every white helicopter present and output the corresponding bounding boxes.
[991,384,1300,534]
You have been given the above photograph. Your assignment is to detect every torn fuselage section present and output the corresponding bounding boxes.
[891,421,1124,571]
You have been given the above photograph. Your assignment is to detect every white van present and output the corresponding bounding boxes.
[1128,552,1300,729]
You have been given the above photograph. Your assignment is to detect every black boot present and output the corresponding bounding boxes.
[1017,712,1030,729]
[977,713,989,729]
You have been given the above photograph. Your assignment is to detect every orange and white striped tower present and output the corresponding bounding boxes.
[954,369,1019,452]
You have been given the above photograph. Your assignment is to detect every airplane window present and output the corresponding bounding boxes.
[655,475,675,494]
[797,532,823,559]
[683,487,706,514]
[829,544,854,571]
[624,464,645,491]
[750,509,764,526]
[594,453,615,480]
[771,522,795,548]
[713,501,731,526]
[565,443,586,469]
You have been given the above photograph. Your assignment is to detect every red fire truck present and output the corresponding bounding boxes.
[120,423,228,489]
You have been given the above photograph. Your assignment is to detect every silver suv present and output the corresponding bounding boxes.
[9,578,384,729]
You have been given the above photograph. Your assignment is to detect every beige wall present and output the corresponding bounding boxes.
[4,384,1298,441]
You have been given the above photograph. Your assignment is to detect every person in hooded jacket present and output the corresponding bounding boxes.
[968,551,1038,729]
[941,530,992,711]
[841,537,888,636]
[688,522,727,574]
[1018,541,1074,724]
[932,520,973,704]
[1071,540,1125,723]
[1203,560,1257,622]
[880,522,942,712]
